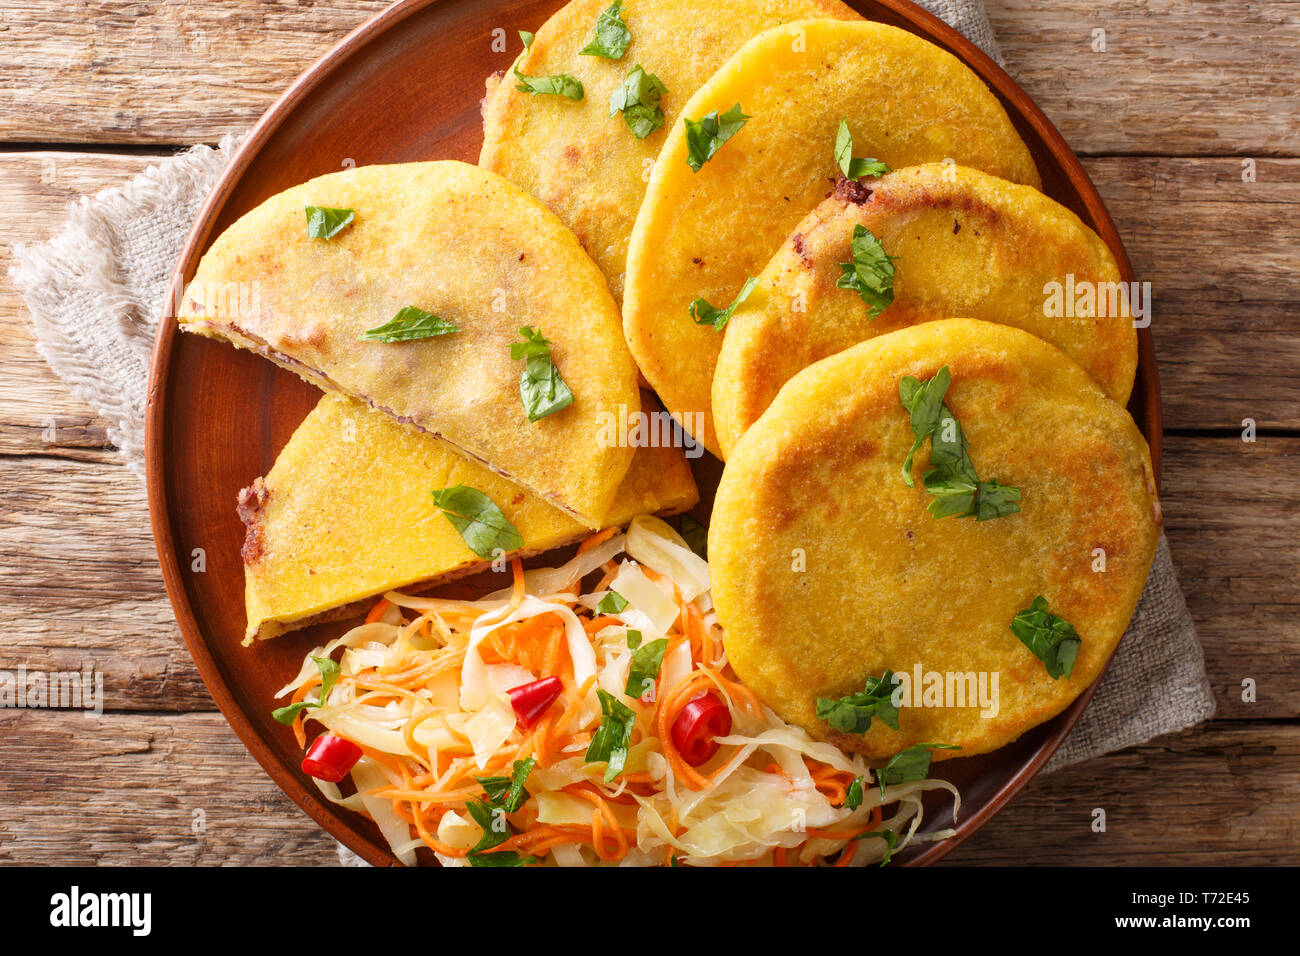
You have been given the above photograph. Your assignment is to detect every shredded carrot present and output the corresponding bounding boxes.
[578,527,618,554]
[503,557,526,615]
[834,840,859,867]
[534,674,596,764]
[365,597,392,624]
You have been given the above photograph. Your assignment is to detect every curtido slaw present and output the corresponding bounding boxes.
[274,515,959,866]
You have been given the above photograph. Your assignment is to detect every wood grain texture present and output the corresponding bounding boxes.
[1084,156,1300,431]
[0,710,338,865]
[990,0,1300,156]
[0,0,389,145]
[0,152,158,461]
[0,1,1296,153]
[944,722,1300,865]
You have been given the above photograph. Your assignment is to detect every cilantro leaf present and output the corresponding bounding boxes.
[511,326,575,421]
[848,157,892,179]
[683,103,749,171]
[609,64,667,138]
[899,367,951,487]
[833,119,891,180]
[596,590,629,614]
[855,828,899,866]
[585,688,637,782]
[974,480,1023,520]
[815,671,900,735]
[844,776,865,810]
[1010,595,1082,680]
[877,742,960,799]
[836,224,897,318]
[898,367,1021,520]
[625,637,668,699]
[689,275,758,332]
[579,0,631,59]
[513,67,584,100]
[463,759,540,865]
[359,305,459,342]
[430,484,525,559]
[625,629,642,649]
[465,798,512,855]
[272,656,339,724]
[475,757,536,813]
[304,205,354,239]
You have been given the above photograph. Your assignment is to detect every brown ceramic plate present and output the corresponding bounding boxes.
[146,0,1161,867]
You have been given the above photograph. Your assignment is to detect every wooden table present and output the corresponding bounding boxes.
[1,0,1295,865]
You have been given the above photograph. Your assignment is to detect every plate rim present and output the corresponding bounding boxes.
[145,0,1162,868]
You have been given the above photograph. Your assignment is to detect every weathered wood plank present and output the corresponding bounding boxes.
[945,722,1300,865]
[1083,155,1300,431]
[0,435,1295,716]
[990,0,1300,156]
[0,454,211,711]
[0,1,1296,154]
[0,709,338,865]
[1163,435,1300,719]
[0,710,1292,864]
[0,0,389,145]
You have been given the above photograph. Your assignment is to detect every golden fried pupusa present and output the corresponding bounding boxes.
[623,19,1040,455]
[178,161,638,529]
[479,0,860,300]
[240,392,699,644]
[709,320,1160,761]
[712,164,1137,458]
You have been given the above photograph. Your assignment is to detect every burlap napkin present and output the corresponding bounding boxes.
[9,1,1213,789]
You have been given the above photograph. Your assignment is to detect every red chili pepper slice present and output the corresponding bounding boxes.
[301,733,363,783]
[507,676,564,727]
[671,693,732,766]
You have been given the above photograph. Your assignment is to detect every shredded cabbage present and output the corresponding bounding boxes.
[278,526,958,867]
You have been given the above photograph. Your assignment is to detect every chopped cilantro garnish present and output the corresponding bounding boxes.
[272,656,339,723]
[430,484,525,559]
[836,224,897,318]
[689,275,758,332]
[815,671,900,735]
[304,206,354,239]
[579,1,631,59]
[1010,595,1082,679]
[625,637,668,699]
[898,367,1021,520]
[585,688,637,782]
[877,742,960,799]
[511,326,575,421]
[513,68,583,100]
[684,103,749,171]
[609,64,667,138]
[833,119,891,180]
[359,305,459,342]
